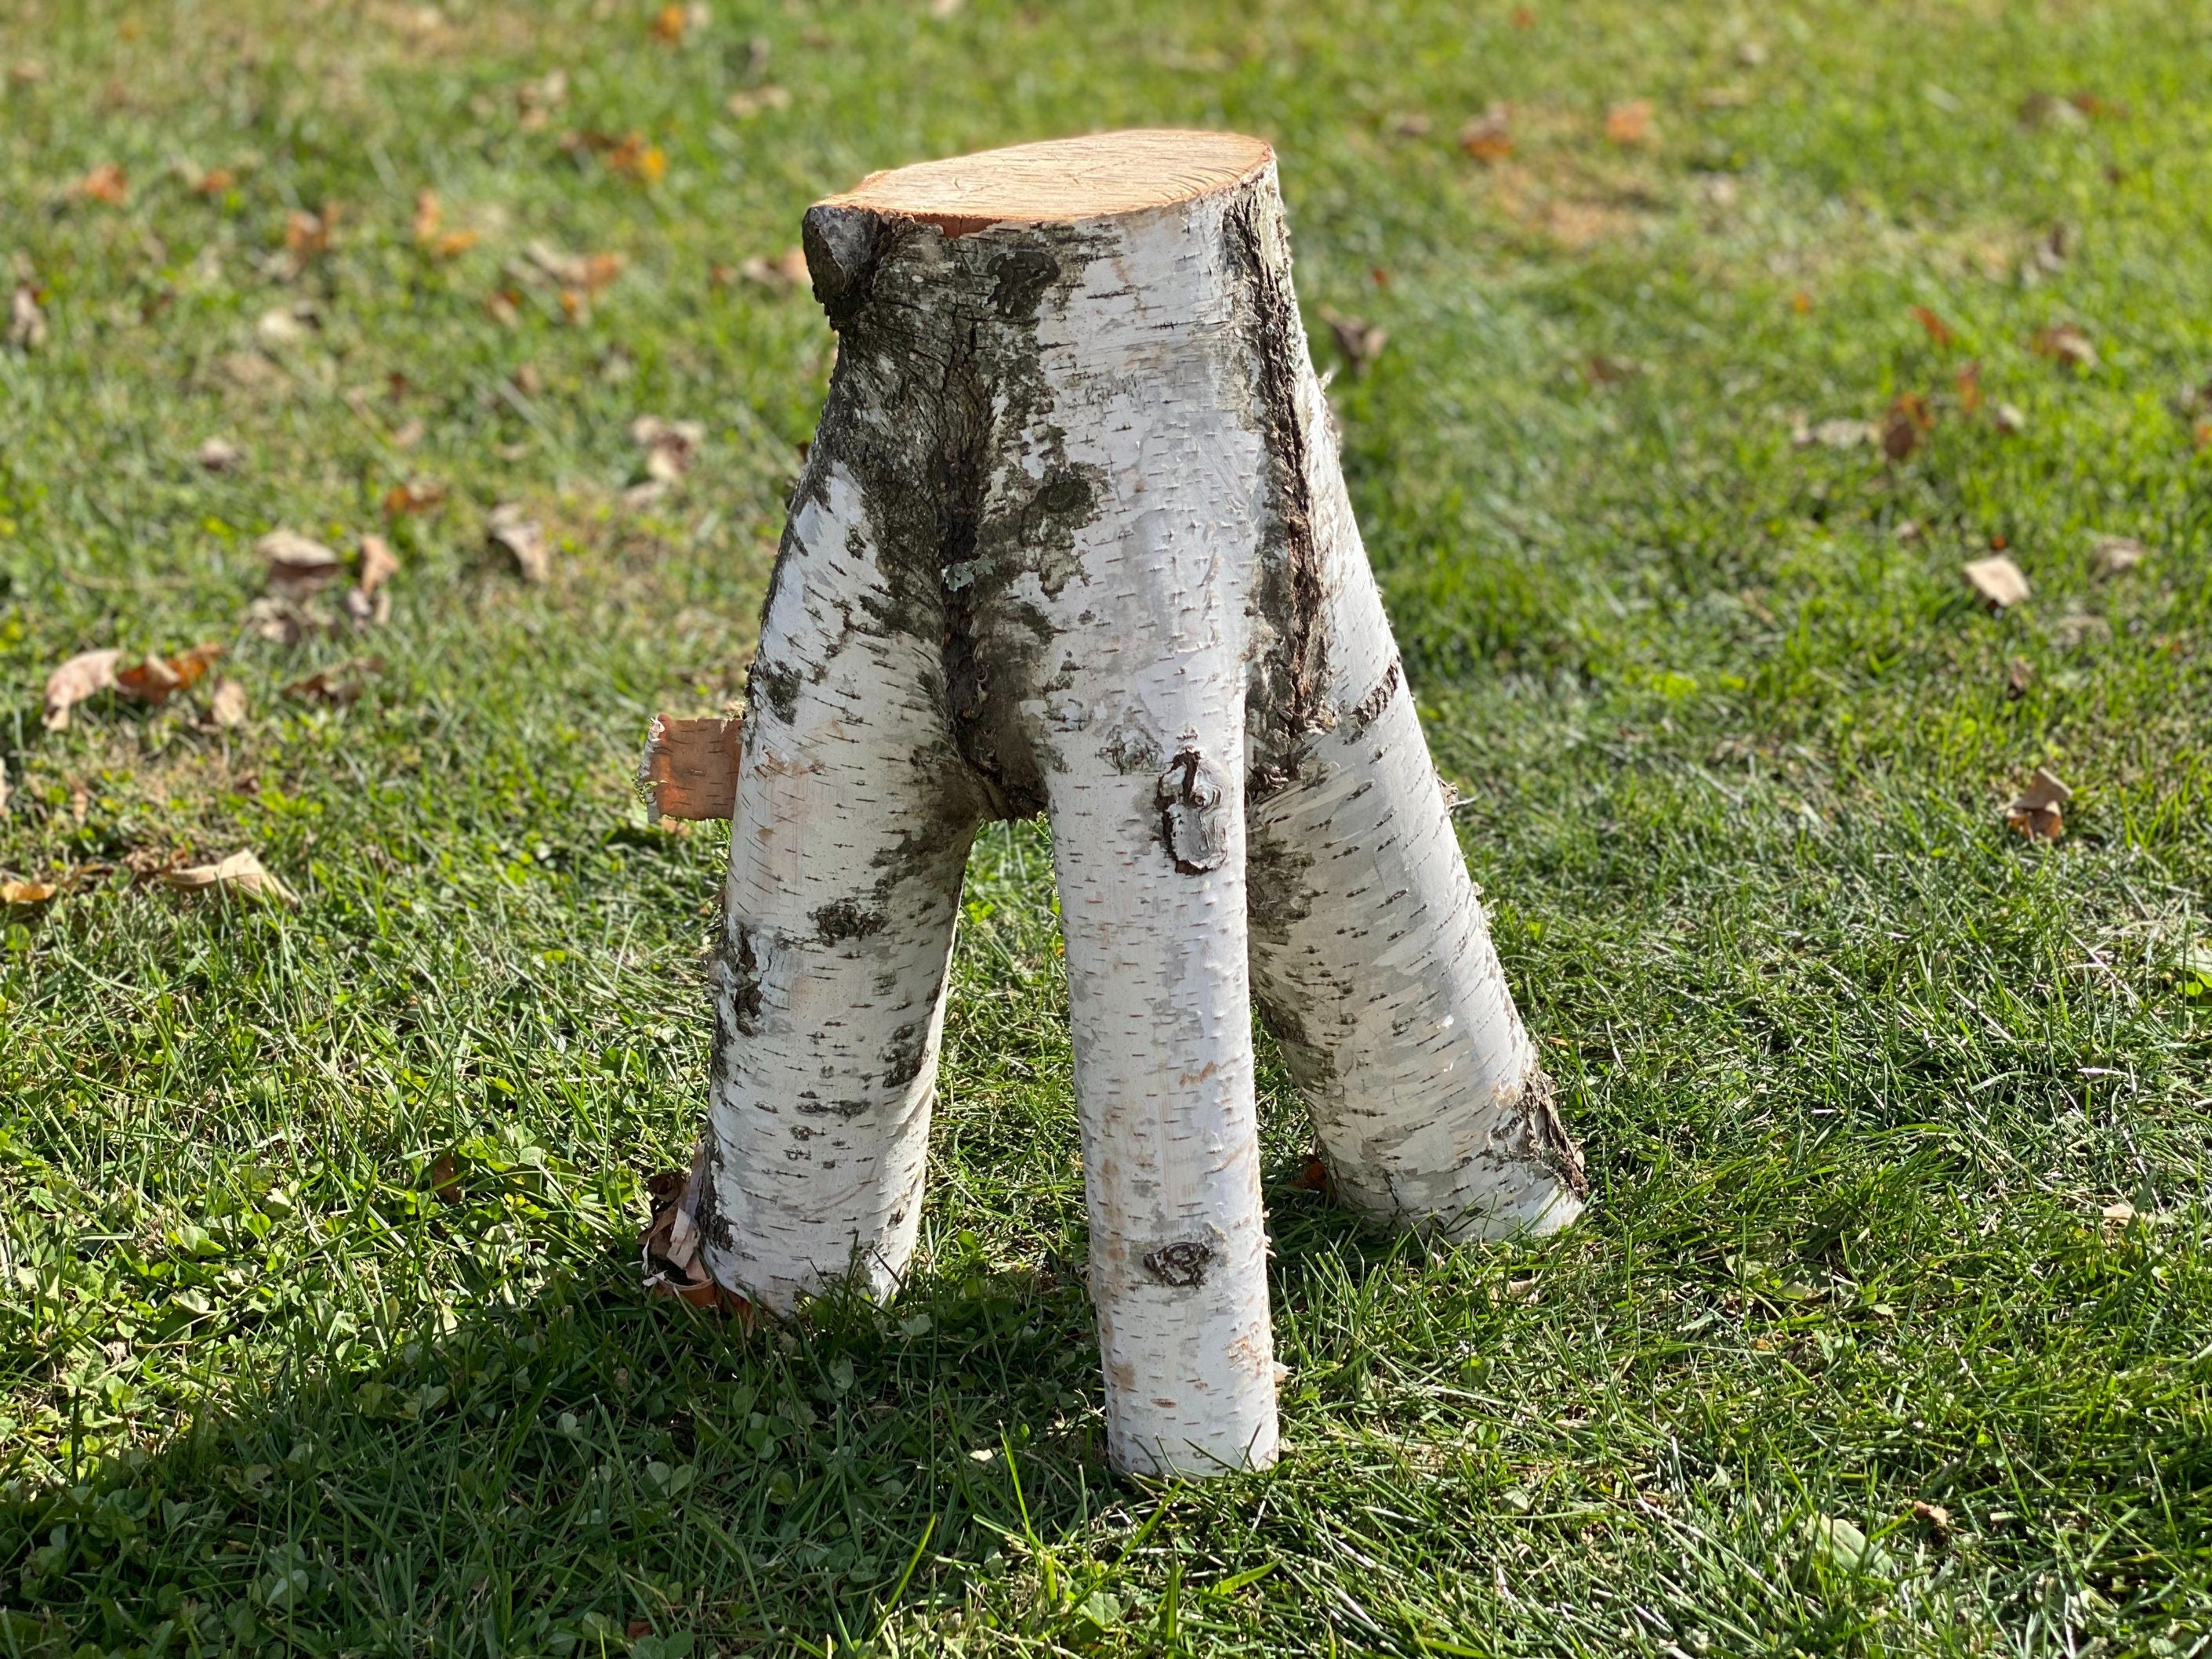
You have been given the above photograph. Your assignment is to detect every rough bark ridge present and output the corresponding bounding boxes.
[696,132,1585,1478]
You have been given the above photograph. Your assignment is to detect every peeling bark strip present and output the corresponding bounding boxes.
[688,131,1585,1480]
[637,715,744,822]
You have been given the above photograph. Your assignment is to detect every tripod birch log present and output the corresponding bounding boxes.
[690,131,1586,1477]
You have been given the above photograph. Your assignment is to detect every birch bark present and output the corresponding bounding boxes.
[689,131,1585,1476]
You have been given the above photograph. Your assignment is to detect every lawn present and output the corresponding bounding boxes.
[4,0,2211,1652]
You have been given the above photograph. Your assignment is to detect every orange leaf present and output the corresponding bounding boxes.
[71,162,129,205]
[649,2,687,40]
[1457,104,1513,163]
[1604,100,1655,145]
[1910,305,1953,348]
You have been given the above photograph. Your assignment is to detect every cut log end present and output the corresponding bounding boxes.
[817,128,1274,237]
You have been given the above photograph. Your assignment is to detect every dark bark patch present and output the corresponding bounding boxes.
[1143,1241,1214,1288]
[718,924,764,1036]
[990,247,1060,321]
[747,657,801,725]
[795,1093,872,1120]
[1246,820,1316,944]
[1157,748,1228,875]
[880,1020,928,1090]
[1521,1068,1590,1199]
[812,897,887,944]
[1346,657,1402,735]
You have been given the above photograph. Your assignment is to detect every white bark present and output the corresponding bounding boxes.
[691,131,1584,1476]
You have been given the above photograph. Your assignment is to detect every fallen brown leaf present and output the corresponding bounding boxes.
[259,528,344,598]
[1954,360,1982,415]
[486,503,549,581]
[738,248,812,292]
[197,436,244,472]
[631,416,705,483]
[1883,393,1933,462]
[118,641,223,705]
[284,656,383,706]
[357,533,400,598]
[412,187,441,243]
[2032,323,2097,371]
[605,132,667,184]
[242,596,333,647]
[2,878,57,907]
[208,678,249,729]
[2006,766,2071,842]
[1964,556,2031,610]
[428,1152,462,1204]
[1912,1501,1952,1533]
[1457,103,1513,162]
[1604,100,1655,145]
[1318,307,1387,377]
[42,647,123,730]
[518,242,626,294]
[8,284,48,351]
[724,84,792,118]
[1910,306,1953,349]
[2089,534,2147,578]
[285,205,339,261]
[382,477,448,516]
[71,161,129,205]
[162,848,299,906]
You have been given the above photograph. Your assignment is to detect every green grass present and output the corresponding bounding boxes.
[4,0,2211,1652]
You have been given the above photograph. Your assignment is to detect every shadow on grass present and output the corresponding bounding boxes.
[0,1175,1409,1656]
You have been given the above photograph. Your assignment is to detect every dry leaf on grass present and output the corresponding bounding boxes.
[1964,556,2031,610]
[1882,393,1932,462]
[517,243,626,294]
[382,477,447,516]
[346,533,399,625]
[640,1140,755,1316]
[637,713,744,823]
[42,647,122,730]
[2,877,56,906]
[162,848,299,906]
[2032,323,2097,371]
[2006,766,2071,842]
[486,503,549,581]
[1604,100,1655,145]
[9,284,48,351]
[1993,401,2027,435]
[70,162,129,205]
[284,656,383,705]
[1910,306,1953,348]
[631,417,705,480]
[259,528,343,597]
[1912,1501,1953,1534]
[1457,104,1513,161]
[207,678,249,728]
[197,436,243,472]
[738,248,811,292]
[1319,309,1387,377]
[118,641,223,705]
[2089,534,2148,578]
[428,1152,462,1204]
[724,84,791,118]
[243,596,335,647]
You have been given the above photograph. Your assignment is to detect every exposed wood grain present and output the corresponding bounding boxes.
[639,714,743,821]
[819,128,1273,236]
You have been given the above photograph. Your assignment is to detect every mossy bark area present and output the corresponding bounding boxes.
[697,158,1584,1476]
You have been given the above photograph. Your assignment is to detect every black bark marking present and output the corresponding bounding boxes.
[1346,658,1402,735]
[812,897,887,944]
[717,924,764,1035]
[1246,819,1316,944]
[880,1019,928,1090]
[989,247,1060,321]
[802,204,892,325]
[747,657,801,725]
[1143,1241,1214,1288]
[1225,188,1330,801]
[1157,748,1228,875]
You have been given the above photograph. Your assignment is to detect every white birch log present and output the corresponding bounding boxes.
[690,130,1585,1476]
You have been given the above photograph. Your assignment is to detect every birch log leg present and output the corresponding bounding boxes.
[694,447,986,1313]
[1242,288,1590,1238]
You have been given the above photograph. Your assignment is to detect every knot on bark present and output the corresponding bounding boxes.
[1142,1241,1214,1288]
[801,205,887,325]
[1157,748,1229,875]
